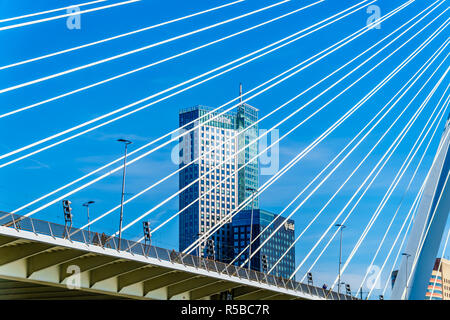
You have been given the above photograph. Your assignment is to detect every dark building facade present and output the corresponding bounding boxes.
[231,209,295,279]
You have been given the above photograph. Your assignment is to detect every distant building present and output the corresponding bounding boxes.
[425,258,450,300]
[391,270,398,289]
[231,208,295,279]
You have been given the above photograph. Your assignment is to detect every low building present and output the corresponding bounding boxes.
[231,209,295,279]
[426,258,450,300]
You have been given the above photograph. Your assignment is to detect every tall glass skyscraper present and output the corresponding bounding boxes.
[178,84,260,261]
[178,105,238,261]
[236,101,259,210]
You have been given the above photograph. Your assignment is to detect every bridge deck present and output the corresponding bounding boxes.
[0,212,355,300]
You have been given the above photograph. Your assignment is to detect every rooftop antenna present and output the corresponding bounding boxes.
[239,83,243,105]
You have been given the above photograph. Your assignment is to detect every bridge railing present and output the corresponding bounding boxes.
[0,212,356,300]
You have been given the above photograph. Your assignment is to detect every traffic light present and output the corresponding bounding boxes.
[143,221,151,243]
[345,284,351,296]
[62,199,73,239]
[62,200,72,224]
[143,221,151,254]
[307,272,313,285]
[261,254,268,273]
[205,239,215,259]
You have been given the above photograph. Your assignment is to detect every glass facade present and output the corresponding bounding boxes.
[178,101,269,267]
[178,106,238,262]
[236,103,259,210]
[231,209,295,279]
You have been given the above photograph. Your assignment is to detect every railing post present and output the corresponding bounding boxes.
[48,222,55,239]
[30,218,37,235]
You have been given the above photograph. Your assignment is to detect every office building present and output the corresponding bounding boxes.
[425,258,450,300]
[231,208,295,279]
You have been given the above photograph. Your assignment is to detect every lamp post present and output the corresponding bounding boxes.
[82,201,95,239]
[117,139,132,250]
[402,252,411,299]
[246,187,256,271]
[335,223,346,294]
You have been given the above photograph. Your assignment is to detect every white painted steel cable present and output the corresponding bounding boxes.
[81,0,428,234]
[380,193,419,297]
[0,0,338,121]
[182,19,445,256]
[0,0,307,119]
[0,0,370,166]
[7,0,328,214]
[212,0,448,267]
[0,0,294,94]
[329,70,449,293]
[12,0,383,217]
[267,66,449,275]
[269,51,449,277]
[358,91,450,298]
[0,0,107,23]
[0,0,246,70]
[0,0,141,31]
[293,51,450,283]
[232,12,449,269]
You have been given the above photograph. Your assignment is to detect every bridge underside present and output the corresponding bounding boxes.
[0,232,311,300]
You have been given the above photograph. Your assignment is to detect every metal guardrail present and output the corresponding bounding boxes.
[0,212,357,300]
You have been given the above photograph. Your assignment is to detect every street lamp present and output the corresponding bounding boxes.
[82,201,95,239]
[117,138,132,250]
[246,187,256,271]
[402,252,411,299]
[335,223,346,294]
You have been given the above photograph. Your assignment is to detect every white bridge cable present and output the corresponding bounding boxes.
[226,0,446,267]
[359,89,450,298]
[181,18,447,257]
[0,0,246,70]
[0,0,309,119]
[293,46,450,283]
[257,56,449,275]
[364,94,450,298]
[380,190,420,297]
[0,0,141,31]
[429,227,450,299]
[0,0,107,23]
[375,108,450,299]
[0,0,313,94]
[308,90,448,301]
[0,0,372,166]
[267,48,449,278]
[328,68,449,293]
[118,2,426,243]
[374,118,450,297]
[8,1,341,216]
[11,0,384,216]
[230,10,449,269]
[79,0,427,234]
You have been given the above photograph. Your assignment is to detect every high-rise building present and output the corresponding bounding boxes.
[236,85,259,210]
[178,105,238,261]
[178,84,261,263]
[231,209,295,279]
[425,258,450,300]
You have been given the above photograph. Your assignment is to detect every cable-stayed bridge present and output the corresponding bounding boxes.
[0,0,449,300]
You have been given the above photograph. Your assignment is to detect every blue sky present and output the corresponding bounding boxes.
[0,0,449,298]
